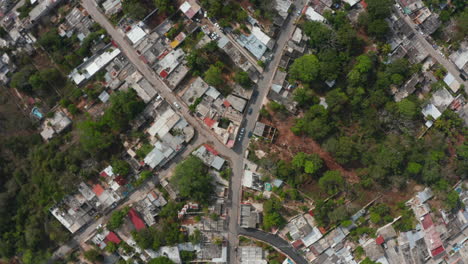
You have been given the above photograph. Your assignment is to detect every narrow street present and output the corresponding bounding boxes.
[394,7,468,93]
[51,0,308,263]
[239,228,308,264]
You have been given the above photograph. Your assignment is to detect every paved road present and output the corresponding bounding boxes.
[394,7,468,93]
[57,1,306,263]
[239,228,308,264]
[228,1,306,262]
[50,134,206,261]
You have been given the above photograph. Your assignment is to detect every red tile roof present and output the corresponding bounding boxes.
[223,100,231,108]
[115,176,126,186]
[160,70,169,78]
[422,214,434,230]
[92,184,105,196]
[376,235,385,245]
[204,117,216,128]
[361,0,368,9]
[203,144,219,155]
[100,171,108,177]
[292,240,304,249]
[105,231,121,244]
[431,246,445,257]
[128,208,146,231]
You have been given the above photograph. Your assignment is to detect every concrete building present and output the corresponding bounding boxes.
[70,47,122,85]
[40,111,72,141]
[239,247,267,264]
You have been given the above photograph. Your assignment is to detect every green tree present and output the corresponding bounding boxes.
[326,89,349,113]
[204,65,223,87]
[397,98,418,120]
[101,89,145,132]
[303,21,335,52]
[446,190,461,211]
[324,136,359,165]
[263,198,285,230]
[84,249,103,262]
[292,87,318,107]
[122,0,147,20]
[367,19,389,40]
[234,71,252,88]
[319,171,344,195]
[291,105,332,141]
[105,241,118,252]
[347,54,373,86]
[112,159,130,176]
[289,54,320,83]
[366,0,392,19]
[107,207,130,230]
[406,162,422,175]
[78,119,114,155]
[455,9,468,39]
[148,256,175,264]
[172,156,213,204]
[154,0,175,14]
[10,67,34,93]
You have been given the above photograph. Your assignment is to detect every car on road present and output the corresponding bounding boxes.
[248,131,253,138]
[173,102,181,109]
[248,108,253,115]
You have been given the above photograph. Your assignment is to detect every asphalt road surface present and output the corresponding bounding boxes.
[50,0,307,263]
[239,228,308,264]
[394,6,468,93]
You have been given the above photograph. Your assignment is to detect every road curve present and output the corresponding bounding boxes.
[239,228,308,264]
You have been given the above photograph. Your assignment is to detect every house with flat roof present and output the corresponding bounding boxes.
[179,0,201,19]
[192,144,226,171]
[240,204,261,228]
[70,47,122,85]
[40,110,72,141]
[237,34,268,60]
[102,0,122,15]
[243,170,264,191]
[239,247,267,264]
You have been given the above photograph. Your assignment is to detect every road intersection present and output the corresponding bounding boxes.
[51,0,308,262]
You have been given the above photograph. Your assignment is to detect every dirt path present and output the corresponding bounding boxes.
[261,114,360,183]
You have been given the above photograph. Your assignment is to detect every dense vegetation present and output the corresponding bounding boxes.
[171,156,214,204]
[251,4,466,232]
[0,89,145,262]
[78,89,145,157]
[37,25,108,73]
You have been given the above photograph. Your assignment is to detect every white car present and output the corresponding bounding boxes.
[173,102,181,109]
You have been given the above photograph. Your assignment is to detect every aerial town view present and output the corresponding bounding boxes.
[0,0,467,263]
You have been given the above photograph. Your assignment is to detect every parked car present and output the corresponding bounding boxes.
[173,102,181,109]
[248,108,253,115]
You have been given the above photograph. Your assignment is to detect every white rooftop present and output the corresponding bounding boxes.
[343,0,360,7]
[443,73,460,93]
[127,25,147,45]
[305,7,325,22]
[422,103,442,120]
[251,27,272,48]
[71,48,121,85]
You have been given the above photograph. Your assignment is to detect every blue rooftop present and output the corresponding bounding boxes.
[237,34,267,60]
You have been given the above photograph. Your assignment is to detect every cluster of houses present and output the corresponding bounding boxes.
[266,183,468,264]
[50,166,126,233]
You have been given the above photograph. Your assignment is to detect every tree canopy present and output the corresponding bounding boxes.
[319,171,345,195]
[289,54,320,83]
[172,156,214,204]
[148,256,175,264]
